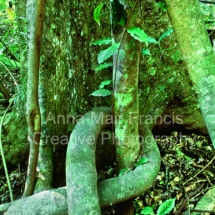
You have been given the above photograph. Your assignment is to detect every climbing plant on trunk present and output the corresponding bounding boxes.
[23,0,45,197]
[112,0,141,173]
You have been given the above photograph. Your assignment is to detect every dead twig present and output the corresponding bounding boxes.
[183,156,215,185]
[175,182,205,215]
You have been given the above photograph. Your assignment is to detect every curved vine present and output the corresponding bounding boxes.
[4,107,161,214]
[66,107,160,214]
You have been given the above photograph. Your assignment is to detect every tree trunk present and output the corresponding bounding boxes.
[165,0,215,147]
[34,0,73,192]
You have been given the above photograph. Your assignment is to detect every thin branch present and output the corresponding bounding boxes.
[0,101,14,202]
[0,37,20,62]
[183,156,215,185]
[23,0,45,197]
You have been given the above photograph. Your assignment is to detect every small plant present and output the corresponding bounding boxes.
[90,2,175,98]
[91,5,157,97]
[90,80,112,97]
[135,198,176,215]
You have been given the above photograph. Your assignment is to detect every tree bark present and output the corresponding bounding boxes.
[23,0,45,197]
[66,107,160,215]
[34,0,73,193]
[165,0,215,147]
[113,0,141,172]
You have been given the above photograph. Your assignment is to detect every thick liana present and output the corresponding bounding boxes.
[66,107,161,215]
[5,107,161,215]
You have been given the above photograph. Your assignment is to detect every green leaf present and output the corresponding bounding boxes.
[9,98,14,104]
[140,206,154,215]
[184,155,192,161]
[118,168,131,176]
[149,68,156,76]
[95,62,113,72]
[91,38,112,46]
[200,2,214,17]
[127,27,157,44]
[157,2,166,11]
[93,3,104,26]
[99,80,112,88]
[127,27,148,42]
[158,28,173,42]
[157,198,175,215]
[1,56,20,69]
[90,89,111,97]
[134,157,148,167]
[98,43,120,64]
[148,37,157,43]
[142,49,150,55]
[176,148,184,157]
